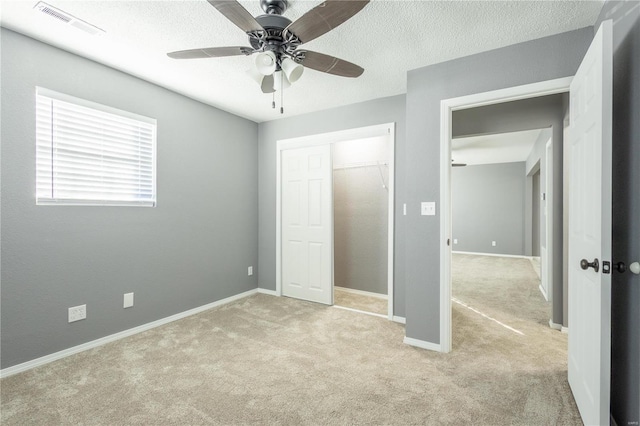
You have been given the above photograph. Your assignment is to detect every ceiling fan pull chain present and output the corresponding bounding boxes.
[280,73,284,114]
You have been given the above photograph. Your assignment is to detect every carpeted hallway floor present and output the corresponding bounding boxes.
[1,254,580,425]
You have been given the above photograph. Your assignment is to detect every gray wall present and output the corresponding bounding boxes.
[531,170,541,257]
[405,27,592,343]
[258,95,406,317]
[0,29,259,369]
[451,162,526,255]
[451,94,566,324]
[333,167,389,295]
[333,138,389,295]
[526,128,552,258]
[596,2,640,424]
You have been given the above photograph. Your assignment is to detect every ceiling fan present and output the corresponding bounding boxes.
[167,0,369,111]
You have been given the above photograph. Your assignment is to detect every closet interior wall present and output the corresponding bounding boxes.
[333,137,389,296]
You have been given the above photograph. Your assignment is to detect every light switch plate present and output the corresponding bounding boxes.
[123,292,134,308]
[421,202,436,216]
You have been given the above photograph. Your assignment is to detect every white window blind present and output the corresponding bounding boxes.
[36,87,157,206]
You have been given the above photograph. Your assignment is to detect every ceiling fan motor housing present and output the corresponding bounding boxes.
[260,0,288,15]
[250,14,297,66]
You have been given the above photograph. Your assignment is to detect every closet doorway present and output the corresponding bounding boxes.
[333,137,390,317]
[276,123,395,319]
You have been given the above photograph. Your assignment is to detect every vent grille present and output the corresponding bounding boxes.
[33,2,105,35]
[37,4,72,23]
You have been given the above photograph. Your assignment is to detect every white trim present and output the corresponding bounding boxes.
[36,86,156,124]
[440,98,452,354]
[403,336,441,352]
[545,136,554,304]
[539,284,549,301]
[440,77,573,354]
[334,286,388,300]
[392,316,406,324]
[561,326,569,334]
[276,123,396,320]
[452,251,533,259]
[0,289,258,378]
[549,319,563,331]
[332,305,387,319]
[257,288,278,296]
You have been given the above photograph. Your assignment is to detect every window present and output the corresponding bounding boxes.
[36,87,156,206]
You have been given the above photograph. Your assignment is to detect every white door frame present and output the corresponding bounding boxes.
[544,136,554,303]
[276,123,396,319]
[439,77,572,353]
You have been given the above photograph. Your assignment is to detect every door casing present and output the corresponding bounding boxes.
[439,77,573,353]
[276,123,396,319]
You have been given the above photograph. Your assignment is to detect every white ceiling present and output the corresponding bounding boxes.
[0,0,603,123]
[452,128,546,166]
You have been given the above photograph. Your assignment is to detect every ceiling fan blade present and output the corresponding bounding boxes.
[167,46,253,59]
[298,50,364,78]
[284,0,369,44]
[206,0,264,33]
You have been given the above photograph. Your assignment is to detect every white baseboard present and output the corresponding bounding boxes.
[561,326,569,334]
[392,316,406,324]
[0,288,259,379]
[538,284,549,301]
[549,319,563,331]
[452,251,531,259]
[403,336,442,352]
[334,286,388,300]
[257,288,278,296]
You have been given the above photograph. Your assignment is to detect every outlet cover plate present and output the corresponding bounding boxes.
[421,202,436,216]
[68,304,86,323]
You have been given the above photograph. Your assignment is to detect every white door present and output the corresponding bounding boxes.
[568,20,612,426]
[281,145,333,305]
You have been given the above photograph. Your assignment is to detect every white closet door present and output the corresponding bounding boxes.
[281,145,333,305]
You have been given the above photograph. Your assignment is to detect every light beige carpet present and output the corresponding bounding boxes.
[2,258,580,425]
[334,287,387,315]
[530,256,541,279]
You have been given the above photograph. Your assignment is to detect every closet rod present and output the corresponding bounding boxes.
[333,161,388,170]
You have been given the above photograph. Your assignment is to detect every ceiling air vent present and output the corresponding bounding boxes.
[33,2,105,35]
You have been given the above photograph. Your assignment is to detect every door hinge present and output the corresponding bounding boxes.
[602,261,611,274]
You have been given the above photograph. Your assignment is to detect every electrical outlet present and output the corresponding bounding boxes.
[68,304,86,323]
[123,292,134,308]
[492,241,497,247]
[248,266,253,276]
[454,239,458,245]
[421,201,436,216]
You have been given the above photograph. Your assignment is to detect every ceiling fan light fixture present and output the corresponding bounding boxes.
[246,69,275,93]
[281,57,304,83]
[273,71,291,91]
[255,51,277,75]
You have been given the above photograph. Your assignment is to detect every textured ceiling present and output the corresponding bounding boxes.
[452,128,544,165]
[0,0,603,123]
